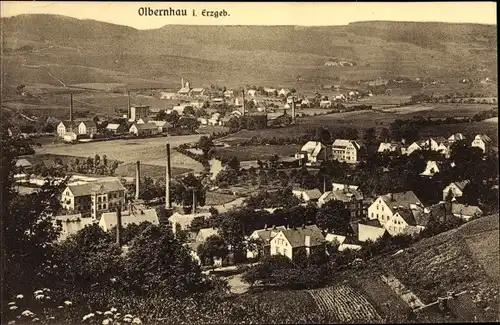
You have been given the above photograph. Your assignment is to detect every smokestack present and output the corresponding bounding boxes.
[291,95,296,124]
[135,161,140,200]
[127,91,131,119]
[116,205,122,247]
[181,77,184,88]
[165,143,171,209]
[323,178,326,193]
[242,89,246,116]
[192,189,197,215]
[69,93,74,124]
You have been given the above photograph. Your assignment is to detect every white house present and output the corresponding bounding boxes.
[168,212,212,235]
[367,191,423,226]
[77,121,98,136]
[99,208,160,232]
[331,139,362,164]
[56,121,76,138]
[377,142,405,155]
[471,134,492,153]
[324,233,362,252]
[419,160,441,177]
[442,180,470,201]
[129,123,159,136]
[292,188,323,203]
[53,214,94,242]
[270,225,325,261]
[279,88,291,97]
[448,133,466,143]
[383,207,424,237]
[405,142,422,155]
[357,222,387,243]
[105,123,124,134]
[295,141,329,166]
[246,226,286,259]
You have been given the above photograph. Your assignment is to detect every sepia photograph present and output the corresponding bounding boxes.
[0,1,498,324]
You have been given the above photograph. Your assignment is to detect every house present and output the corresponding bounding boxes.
[264,87,277,95]
[172,105,187,115]
[292,188,323,203]
[357,220,387,243]
[442,180,470,201]
[471,134,492,153]
[451,203,483,221]
[270,225,326,261]
[377,142,405,155]
[151,120,172,133]
[246,226,286,259]
[128,105,150,122]
[136,117,152,124]
[56,121,77,137]
[324,233,362,251]
[383,207,424,236]
[178,81,191,96]
[367,191,423,226]
[223,90,234,98]
[332,139,362,164]
[420,160,441,177]
[60,178,126,220]
[320,100,332,108]
[195,227,220,243]
[129,122,159,136]
[53,214,94,242]
[405,141,422,155]
[448,133,466,143]
[318,186,364,218]
[105,123,126,134]
[279,88,291,97]
[190,88,206,97]
[99,208,160,232]
[247,89,257,97]
[168,212,211,236]
[295,141,330,166]
[15,158,33,172]
[77,120,98,136]
[331,183,360,192]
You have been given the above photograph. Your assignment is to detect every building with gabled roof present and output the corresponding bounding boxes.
[99,208,159,232]
[357,222,387,243]
[448,133,466,143]
[318,186,364,218]
[247,226,286,259]
[451,203,483,221]
[295,141,330,166]
[60,178,126,220]
[53,213,94,242]
[377,142,406,155]
[383,206,426,237]
[332,139,362,164]
[77,120,98,136]
[442,180,470,201]
[270,225,325,261]
[292,188,323,202]
[168,212,212,235]
[471,134,492,153]
[129,122,159,136]
[368,191,423,226]
[57,120,78,138]
[420,160,441,177]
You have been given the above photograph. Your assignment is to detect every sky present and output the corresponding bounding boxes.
[1,2,496,29]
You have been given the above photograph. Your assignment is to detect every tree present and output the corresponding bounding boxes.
[197,235,229,269]
[198,136,214,159]
[316,200,351,234]
[378,127,390,142]
[268,154,280,170]
[363,127,377,146]
[183,106,195,116]
[228,156,240,172]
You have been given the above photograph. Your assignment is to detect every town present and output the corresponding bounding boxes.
[1,8,499,325]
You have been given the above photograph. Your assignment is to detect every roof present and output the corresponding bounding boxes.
[178,87,191,93]
[394,207,417,226]
[300,141,324,156]
[79,120,97,128]
[59,120,77,128]
[301,189,322,200]
[448,180,470,191]
[322,188,364,203]
[191,88,205,93]
[168,212,211,230]
[451,203,483,217]
[66,178,125,197]
[279,225,325,248]
[364,219,382,227]
[379,191,422,213]
[99,209,159,231]
[16,158,32,168]
[332,139,360,150]
[196,227,220,242]
[106,123,121,130]
[448,133,466,141]
[325,233,347,245]
[151,120,172,128]
[131,122,158,130]
[358,223,387,242]
[53,214,94,241]
[475,134,492,142]
[251,226,287,243]
[378,142,402,152]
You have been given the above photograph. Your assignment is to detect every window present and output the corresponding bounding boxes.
[103,204,107,210]
[371,213,374,218]
[98,204,102,209]
[377,214,379,219]
[377,205,379,210]
[382,206,384,212]
[98,197,102,203]
[283,248,287,256]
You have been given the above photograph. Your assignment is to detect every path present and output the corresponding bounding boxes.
[381,274,425,309]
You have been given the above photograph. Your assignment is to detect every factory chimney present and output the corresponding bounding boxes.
[69,93,74,124]
[165,143,172,209]
[181,77,184,88]
[116,205,123,247]
[127,91,131,119]
[192,189,197,215]
[242,88,246,116]
[291,95,296,124]
[135,161,141,200]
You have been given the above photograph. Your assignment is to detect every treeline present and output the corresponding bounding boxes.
[411,93,498,104]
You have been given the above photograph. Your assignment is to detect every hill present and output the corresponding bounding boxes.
[1,15,497,91]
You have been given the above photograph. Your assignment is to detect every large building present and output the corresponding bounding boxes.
[99,208,160,232]
[295,141,330,166]
[56,121,77,138]
[331,139,362,164]
[60,178,126,220]
[270,225,325,261]
[77,121,98,136]
[471,134,492,153]
[318,185,364,218]
[367,191,423,226]
[129,105,150,122]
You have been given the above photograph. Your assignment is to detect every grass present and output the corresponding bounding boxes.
[205,191,239,206]
[114,162,190,179]
[215,144,301,161]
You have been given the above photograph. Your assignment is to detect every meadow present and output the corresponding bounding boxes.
[215,144,301,161]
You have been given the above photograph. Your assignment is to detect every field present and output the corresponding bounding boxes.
[33,134,206,173]
[215,144,301,161]
[114,162,191,179]
[205,191,240,206]
[308,284,382,323]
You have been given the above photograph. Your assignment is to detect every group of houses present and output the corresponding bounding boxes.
[296,140,364,166]
[378,133,493,156]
